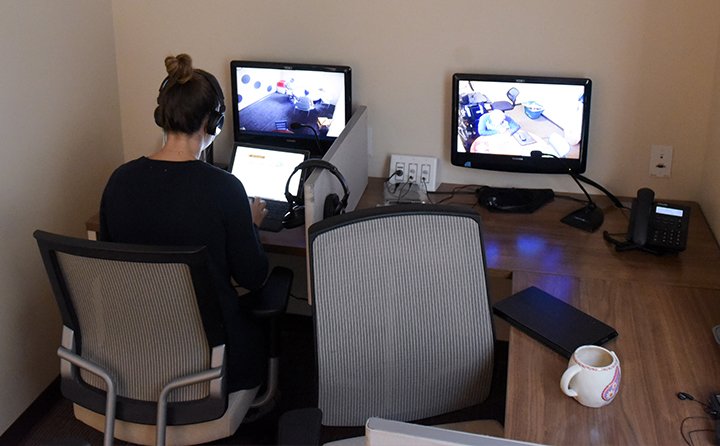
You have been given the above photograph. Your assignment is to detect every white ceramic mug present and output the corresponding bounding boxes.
[560,345,621,408]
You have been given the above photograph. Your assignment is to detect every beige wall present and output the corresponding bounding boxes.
[2,0,720,435]
[0,0,123,434]
[700,23,720,238]
[112,1,720,213]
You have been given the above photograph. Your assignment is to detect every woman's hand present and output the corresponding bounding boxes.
[250,197,267,227]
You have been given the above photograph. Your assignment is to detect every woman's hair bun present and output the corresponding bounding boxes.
[164,53,194,84]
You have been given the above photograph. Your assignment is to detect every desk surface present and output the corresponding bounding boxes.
[359,178,720,289]
[507,271,720,445]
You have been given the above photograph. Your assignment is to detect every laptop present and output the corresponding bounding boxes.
[493,286,618,358]
[228,143,309,232]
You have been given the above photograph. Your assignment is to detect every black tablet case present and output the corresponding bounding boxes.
[493,286,618,358]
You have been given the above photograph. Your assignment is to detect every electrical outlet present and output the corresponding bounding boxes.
[650,145,673,178]
[394,161,406,183]
[407,163,418,183]
[389,154,439,191]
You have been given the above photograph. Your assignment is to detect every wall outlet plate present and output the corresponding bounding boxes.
[388,154,439,191]
[650,145,673,178]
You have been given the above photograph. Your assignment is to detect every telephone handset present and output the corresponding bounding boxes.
[628,187,655,247]
[605,187,691,254]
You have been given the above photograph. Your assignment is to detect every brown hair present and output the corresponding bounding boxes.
[164,54,194,84]
[155,54,221,134]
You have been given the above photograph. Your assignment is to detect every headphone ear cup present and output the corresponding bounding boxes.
[206,111,224,135]
[323,194,340,219]
[282,204,305,229]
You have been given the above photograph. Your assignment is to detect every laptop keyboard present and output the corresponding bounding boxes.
[259,200,289,232]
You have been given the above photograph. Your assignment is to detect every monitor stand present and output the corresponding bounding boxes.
[476,187,554,213]
[561,204,604,232]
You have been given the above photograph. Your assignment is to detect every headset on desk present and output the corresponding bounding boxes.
[282,159,349,229]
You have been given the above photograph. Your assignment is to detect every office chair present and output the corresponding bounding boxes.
[492,87,520,111]
[33,230,291,446]
[285,204,501,443]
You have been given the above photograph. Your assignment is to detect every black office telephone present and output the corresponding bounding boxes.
[604,187,690,254]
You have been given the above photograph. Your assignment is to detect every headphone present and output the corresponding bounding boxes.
[154,69,226,136]
[282,159,349,229]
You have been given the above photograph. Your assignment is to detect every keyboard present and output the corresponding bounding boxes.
[258,199,289,232]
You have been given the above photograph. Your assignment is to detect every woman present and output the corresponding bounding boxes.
[99,53,271,391]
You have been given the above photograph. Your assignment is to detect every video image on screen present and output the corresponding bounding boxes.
[456,80,586,160]
[233,66,348,141]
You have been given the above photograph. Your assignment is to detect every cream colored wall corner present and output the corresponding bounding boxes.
[699,19,720,240]
[0,1,123,434]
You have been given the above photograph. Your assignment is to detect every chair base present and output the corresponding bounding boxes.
[73,387,259,446]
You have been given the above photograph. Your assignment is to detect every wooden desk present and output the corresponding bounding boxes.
[88,177,720,289]
[87,177,720,444]
[506,271,720,445]
[359,178,720,289]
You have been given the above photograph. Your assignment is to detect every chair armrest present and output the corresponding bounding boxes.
[249,266,292,318]
[277,408,322,446]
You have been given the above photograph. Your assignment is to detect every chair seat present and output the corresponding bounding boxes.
[74,386,259,446]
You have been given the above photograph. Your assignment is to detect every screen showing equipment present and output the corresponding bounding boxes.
[451,73,592,174]
[230,60,351,155]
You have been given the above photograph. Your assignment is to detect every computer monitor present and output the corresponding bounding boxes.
[230,60,351,156]
[451,73,592,174]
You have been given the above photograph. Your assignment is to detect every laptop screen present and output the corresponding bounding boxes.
[228,144,308,202]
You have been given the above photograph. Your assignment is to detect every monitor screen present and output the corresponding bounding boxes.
[451,74,592,174]
[230,60,351,155]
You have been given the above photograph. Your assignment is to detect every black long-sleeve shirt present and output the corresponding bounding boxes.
[99,157,268,291]
[99,157,270,389]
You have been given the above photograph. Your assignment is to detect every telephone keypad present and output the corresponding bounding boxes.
[649,214,688,249]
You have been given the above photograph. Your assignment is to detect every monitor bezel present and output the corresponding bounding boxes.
[230,60,352,155]
[450,73,592,174]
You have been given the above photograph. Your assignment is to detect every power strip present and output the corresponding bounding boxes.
[388,154,439,191]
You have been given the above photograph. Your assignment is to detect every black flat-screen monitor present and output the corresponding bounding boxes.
[451,73,592,174]
[230,60,351,155]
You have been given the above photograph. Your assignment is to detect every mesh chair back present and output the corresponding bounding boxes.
[308,205,495,426]
[57,253,210,402]
[34,231,227,425]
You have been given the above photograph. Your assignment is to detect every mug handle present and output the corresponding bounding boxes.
[560,364,582,397]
